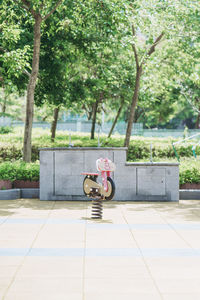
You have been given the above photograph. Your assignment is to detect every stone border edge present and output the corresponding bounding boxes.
[0,188,200,201]
[0,189,39,200]
[179,189,200,200]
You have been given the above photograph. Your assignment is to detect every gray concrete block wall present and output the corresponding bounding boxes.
[119,163,179,201]
[165,166,179,201]
[40,151,54,201]
[39,148,179,201]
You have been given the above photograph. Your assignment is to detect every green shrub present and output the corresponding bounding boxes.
[1,128,200,186]
[0,146,22,162]
[0,162,17,181]
[180,168,200,185]
[14,162,39,181]
[128,142,150,160]
[0,126,13,134]
[0,162,39,182]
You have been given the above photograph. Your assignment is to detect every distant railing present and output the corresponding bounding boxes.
[11,120,144,136]
[0,117,199,138]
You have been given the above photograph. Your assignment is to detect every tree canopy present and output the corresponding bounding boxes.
[0,0,199,155]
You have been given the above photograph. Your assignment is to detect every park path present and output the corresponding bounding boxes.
[0,199,200,300]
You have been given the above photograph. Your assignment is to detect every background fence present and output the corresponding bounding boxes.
[1,117,199,138]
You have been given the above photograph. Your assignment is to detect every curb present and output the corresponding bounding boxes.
[0,189,200,201]
[0,189,21,200]
[0,189,39,200]
[179,189,200,200]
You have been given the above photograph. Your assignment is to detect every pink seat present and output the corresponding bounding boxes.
[81,172,99,176]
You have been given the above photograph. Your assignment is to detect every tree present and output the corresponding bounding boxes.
[67,0,130,139]
[135,0,200,130]
[122,0,167,147]
[123,0,200,146]
[0,2,31,94]
[18,0,63,161]
[34,4,91,141]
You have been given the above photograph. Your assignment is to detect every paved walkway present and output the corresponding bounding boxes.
[0,199,200,300]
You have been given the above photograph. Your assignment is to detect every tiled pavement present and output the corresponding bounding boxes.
[0,199,200,299]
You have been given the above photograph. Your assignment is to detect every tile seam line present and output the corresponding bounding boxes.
[120,204,163,300]
[2,200,56,300]
[152,206,196,250]
[82,202,88,300]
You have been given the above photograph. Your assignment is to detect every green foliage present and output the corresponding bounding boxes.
[1,128,200,185]
[0,146,22,162]
[1,127,200,161]
[0,162,39,182]
[179,160,200,185]
[14,162,39,181]
[179,168,200,185]
[0,162,17,181]
[0,126,13,134]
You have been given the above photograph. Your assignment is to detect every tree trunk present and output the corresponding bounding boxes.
[108,98,124,138]
[23,15,42,162]
[195,113,200,129]
[2,97,6,114]
[90,100,99,139]
[90,92,104,139]
[1,87,6,114]
[124,66,142,147]
[51,107,60,142]
[2,102,6,114]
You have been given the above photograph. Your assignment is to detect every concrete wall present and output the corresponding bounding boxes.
[40,148,179,201]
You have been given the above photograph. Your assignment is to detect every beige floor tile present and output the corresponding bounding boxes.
[84,292,162,300]
[87,218,126,225]
[0,257,24,266]
[0,277,13,294]
[174,231,200,248]
[122,213,166,225]
[51,202,88,218]
[7,276,82,294]
[84,277,158,293]
[148,261,200,279]
[0,200,21,211]
[0,224,42,239]
[1,199,200,299]
[85,256,145,265]
[145,257,200,268]
[155,278,200,293]
[85,257,150,278]
[86,236,136,248]
[163,293,200,300]
[132,231,190,248]
[0,266,18,277]
[17,257,83,277]
[0,239,33,248]
[37,224,85,236]
[33,224,85,247]
[33,239,85,248]
[86,229,136,248]
[4,293,82,300]
[11,208,52,218]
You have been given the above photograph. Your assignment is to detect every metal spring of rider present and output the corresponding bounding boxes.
[91,198,103,219]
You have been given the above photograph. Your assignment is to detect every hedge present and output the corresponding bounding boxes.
[0,162,39,182]
[0,159,200,186]
[0,140,198,162]
[0,129,200,185]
